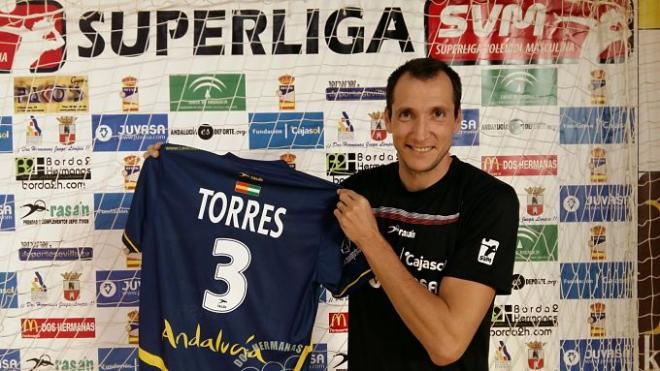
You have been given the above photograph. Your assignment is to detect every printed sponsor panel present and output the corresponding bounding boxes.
[426,0,631,64]
[92,114,168,152]
[249,112,324,149]
[478,107,559,152]
[481,68,557,106]
[557,144,632,185]
[96,270,141,307]
[559,223,631,262]
[13,115,92,152]
[559,185,631,223]
[560,261,633,299]
[0,116,12,153]
[560,107,634,145]
[98,347,138,371]
[559,300,636,340]
[560,338,633,371]
[94,193,132,230]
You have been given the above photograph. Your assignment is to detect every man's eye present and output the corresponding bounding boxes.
[433,110,445,119]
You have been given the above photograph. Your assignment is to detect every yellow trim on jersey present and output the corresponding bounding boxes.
[122,231,140,253]
[293,344,313,371]
[139,347,168,371]
[335,269,372,298]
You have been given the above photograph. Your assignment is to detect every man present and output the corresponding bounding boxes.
[146,57,518,370]
[333,58,518,370]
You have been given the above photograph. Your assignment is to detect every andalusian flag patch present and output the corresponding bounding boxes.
[235,181,261,197]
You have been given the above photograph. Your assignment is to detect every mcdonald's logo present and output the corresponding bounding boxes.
[481,156,501,173]
[329,312,348,333]
[21,318,40,337]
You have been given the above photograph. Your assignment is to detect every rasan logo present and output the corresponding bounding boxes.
[0,1,66,73]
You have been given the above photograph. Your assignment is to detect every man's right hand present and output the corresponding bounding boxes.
[144,143,162,159]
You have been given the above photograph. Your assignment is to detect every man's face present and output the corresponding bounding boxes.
[385,72,461,183]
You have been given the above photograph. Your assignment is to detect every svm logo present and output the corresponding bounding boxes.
[96,270,141,307]
[0,194,15,231]
[170,74,246,111]
[94,193,132,230]
[248,112,324,149]
[98,348,138,371]
[0,0,66,73]
[426,0,631,64]
[482,68,557,106]
[329,312,348,333]
[21,317,95,338]
[92,114,168,152]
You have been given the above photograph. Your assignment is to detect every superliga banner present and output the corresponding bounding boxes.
[0,1,638,370]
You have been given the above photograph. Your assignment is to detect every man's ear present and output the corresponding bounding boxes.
[384,109,393,133]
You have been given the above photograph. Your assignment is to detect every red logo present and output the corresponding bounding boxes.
[426,0,631,64]
[0,1,66,73]
[329,312,348,333]
[481,155,557,176]
[21,317,95,338]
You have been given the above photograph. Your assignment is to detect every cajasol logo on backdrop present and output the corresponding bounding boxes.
[482,68,557,106]
[560,261,633,299]
[452,109,479,146]
[96,270,140,307]
[0,0,66,73]
[560,184,631,222]
[560,106,634,144]
[248,112,324,149]
[98,348,137,371]
[170,74,246,111]
[0,194,15,231]
[92,114,168,151]
[0,272,18,309]
[560,338,633,371]
[94,193,132,230]
[0,116,12,152]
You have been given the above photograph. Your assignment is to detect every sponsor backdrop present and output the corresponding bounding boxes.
[0,1,644,370]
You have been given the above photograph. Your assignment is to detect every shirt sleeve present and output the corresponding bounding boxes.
[315,190,373,298]
[122,156,160,254]
[443,184,519,295]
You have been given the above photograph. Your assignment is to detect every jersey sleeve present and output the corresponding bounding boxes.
[122,156,160,254]
[315,194,373,298]
[443,185,519,294]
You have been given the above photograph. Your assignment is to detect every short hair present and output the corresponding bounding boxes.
[385,57,462,117]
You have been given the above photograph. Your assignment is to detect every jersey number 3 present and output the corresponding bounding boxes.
[202,238,251,313]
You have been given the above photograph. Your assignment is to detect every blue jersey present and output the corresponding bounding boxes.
[123,144,366,371]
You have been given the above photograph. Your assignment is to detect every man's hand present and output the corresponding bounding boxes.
[144,143,163,159]
[334,189,382,249]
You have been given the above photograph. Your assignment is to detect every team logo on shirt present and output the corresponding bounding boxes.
[478,238,500,265]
